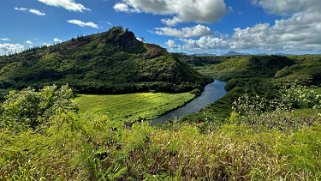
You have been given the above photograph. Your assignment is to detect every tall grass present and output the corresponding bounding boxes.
[1,113,320,180]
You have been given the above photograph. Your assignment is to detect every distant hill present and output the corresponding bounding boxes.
[0,27,209,94]
[192,53,216,57]
[182,53,321,86]
[224,51,249,56]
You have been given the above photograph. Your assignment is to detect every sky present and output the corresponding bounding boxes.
[1,0,321,55]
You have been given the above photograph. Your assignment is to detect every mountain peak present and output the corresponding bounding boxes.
[224,51,248,56]
[104,27,143,52]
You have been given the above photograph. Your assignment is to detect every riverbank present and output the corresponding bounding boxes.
[151,80,227,125]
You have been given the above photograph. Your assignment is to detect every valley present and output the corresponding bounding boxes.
[0,28,321,180]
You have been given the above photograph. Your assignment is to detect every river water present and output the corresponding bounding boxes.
[151,80,227,125]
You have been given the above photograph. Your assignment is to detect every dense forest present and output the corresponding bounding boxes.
[0,28,321,180]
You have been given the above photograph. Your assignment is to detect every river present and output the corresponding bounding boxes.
[151,80,227,125]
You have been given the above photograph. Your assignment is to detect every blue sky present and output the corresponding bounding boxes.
[1,0,321,55]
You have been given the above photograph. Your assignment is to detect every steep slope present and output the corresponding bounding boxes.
[0,27,209,94]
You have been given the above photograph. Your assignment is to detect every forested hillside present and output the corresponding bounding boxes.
[0,27,208,95]
[179,55,321,122]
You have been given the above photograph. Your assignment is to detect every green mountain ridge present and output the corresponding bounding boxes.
[0,27,209,94]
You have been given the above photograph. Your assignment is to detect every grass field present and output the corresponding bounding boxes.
[74,92,195,121]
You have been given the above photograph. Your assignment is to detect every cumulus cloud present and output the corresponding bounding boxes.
[14,7,46,16]
[251,0,321,16]
[166,40,178,48]
[53,38,63,43]
[0,43,25,55]
[177,17,321,52]
[240,0,321,51]
[113,0,228,26]
[37,0,90,12]
[114,3,131,12]
[67,19,99,29]
[155,25,211,38]
[181,36,229,50]
[172,0,321,53]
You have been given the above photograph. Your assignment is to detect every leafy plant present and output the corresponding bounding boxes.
[0,85,77,132]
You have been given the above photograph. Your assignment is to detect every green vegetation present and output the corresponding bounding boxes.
[194,55,294,80]
[0,85,320,180]
[1,27,321,180]
[276,54,321,85]
[179,54,321,122]
[74,92,195,121]
[0,27,209,97]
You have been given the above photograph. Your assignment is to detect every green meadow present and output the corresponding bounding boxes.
[74,92,195,121]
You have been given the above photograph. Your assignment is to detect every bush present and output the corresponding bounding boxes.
[231,83,321,131]
[233,83,321,116]
[0,85,78,132]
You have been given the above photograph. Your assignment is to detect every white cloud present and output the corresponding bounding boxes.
[26,40,33,45]
[0,43,25,55]
[251,0,321,16]
[14,7,28,11]
[166,40,178,48]
[235,0,321,51]
[67,19,99,29]
[113,0,228,26]
[1,38,10,41]
[155,25,211,38]
[37,0,90,12]
[181,36,229,50]
[173,0,321,53]
[29,9,46,16]
[14,7,46,16]
[114,3,130,12]
[53,38,63,43]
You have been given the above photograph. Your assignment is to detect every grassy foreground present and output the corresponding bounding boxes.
[1,83,321,180]
[74,92,195,121]
[1,113,320,180]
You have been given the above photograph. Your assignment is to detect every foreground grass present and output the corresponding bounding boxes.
[1,113,320,180]
[1,85,321,180]
[74,92,195,121]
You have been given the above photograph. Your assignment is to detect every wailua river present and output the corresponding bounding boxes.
[151,80,227,125]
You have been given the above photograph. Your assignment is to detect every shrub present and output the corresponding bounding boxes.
[231,83,321,131]
[0,85,78,132]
